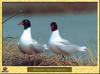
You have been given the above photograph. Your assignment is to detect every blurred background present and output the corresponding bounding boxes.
[2,2,97,61]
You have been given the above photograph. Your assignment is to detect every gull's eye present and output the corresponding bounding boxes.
[52,25,55,28]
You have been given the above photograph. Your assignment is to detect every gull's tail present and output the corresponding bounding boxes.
[43,44,48,51]
[79,46,87,51]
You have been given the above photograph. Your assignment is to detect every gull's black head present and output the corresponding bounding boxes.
[19,19,31,30]
[51,22,58,31]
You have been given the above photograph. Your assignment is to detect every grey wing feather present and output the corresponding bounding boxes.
[55,42,80,54]
[18,42,26,54]
[29,43,44,53]
[61,38,71,45]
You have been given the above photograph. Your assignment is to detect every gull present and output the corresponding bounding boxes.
[18,19,45,65]
[48,22,86,60]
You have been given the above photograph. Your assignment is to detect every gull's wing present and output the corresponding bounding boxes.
[61,38,71,45]
[29,43,44,53]
[17,42,26,54]
[59,39,86,51]
[54,42,81,55]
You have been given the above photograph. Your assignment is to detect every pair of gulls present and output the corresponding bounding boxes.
[18,19,86,60]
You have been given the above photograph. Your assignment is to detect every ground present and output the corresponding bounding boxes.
[2,37,97,66]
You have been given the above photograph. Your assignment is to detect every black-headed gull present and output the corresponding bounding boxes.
[49,22,86,56]
[18,19,44,65]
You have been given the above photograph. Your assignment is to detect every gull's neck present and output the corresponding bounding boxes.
[21,27,32,40]
[50,30,62,42]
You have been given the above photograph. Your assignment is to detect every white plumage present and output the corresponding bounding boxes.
[49,22,86,55]
[18,19,44,55]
